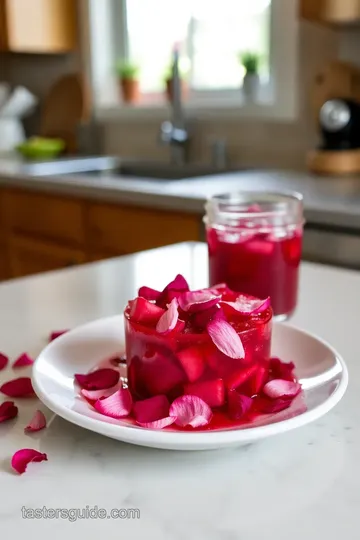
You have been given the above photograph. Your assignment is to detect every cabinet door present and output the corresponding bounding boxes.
[5,0,77,53]
[87,203,201,255]
[300,0,360,23]
[8,234,86,278]
[0,0,8,50]
[4,189,85,247]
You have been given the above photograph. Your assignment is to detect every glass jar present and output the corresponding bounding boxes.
[204,191,304,320]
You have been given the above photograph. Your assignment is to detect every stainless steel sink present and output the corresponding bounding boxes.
[23,156,235,180]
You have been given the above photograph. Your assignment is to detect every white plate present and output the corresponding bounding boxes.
[32,316,348,451]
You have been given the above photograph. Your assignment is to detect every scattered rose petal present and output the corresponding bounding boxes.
[94,387,133,419]
[221,295,271,315]
[133,395,170,424]
[74,369,120,391]
[24,410,47,433]
[49,330,69,342]
[137,417,176,430]
[178,290,221,313]
[81,383,121,401]
[0,377,35,398]
[156,298,179,334]
[228,392,253,420]
[259,397,293,414]
[138,286,161,302]
[207,317,245,359]
[170,395,213,428]
[270,358,295,381]
[13,353,34,369]
[11,449,48,475]
[0,353,9,371]
[263,379,301,400]
[0,401,18,423]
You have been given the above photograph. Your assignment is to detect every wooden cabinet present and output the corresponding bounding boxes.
[300,0,360,24]
[0,187,201,281]
[3,189,85,247]
[8,234,86,278]
[0,0,77,53]
[87,203,201,255]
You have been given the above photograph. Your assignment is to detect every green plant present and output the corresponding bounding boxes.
[116,61,139,80]
[239,51,261,75]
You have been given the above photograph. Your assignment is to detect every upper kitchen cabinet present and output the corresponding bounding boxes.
[0,0,77,53]
[300,0,360,24]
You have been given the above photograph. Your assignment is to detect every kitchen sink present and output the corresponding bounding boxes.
[23,156,235,180]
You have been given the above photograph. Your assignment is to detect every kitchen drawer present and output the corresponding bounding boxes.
[8,234,86,278]
[87,203,201,254]
[3,189,85,246]
[303,227,360,269]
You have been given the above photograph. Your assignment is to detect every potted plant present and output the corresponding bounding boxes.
[164,57,190,103]
[116,61,140,104]
[239,51,261,101]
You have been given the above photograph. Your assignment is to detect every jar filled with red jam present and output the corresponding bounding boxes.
[205,192,304,320]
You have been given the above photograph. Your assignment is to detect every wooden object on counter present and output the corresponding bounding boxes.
[0,0,77,53]
[40,74,90,154]
[312,61,360,123]
[307,148,360,175]
[300,0,360,24]
[0,187,201,280]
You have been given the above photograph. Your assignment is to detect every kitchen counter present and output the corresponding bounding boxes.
[0,242,358,539]
[1,157,360,230]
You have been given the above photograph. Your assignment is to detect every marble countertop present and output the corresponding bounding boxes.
[1,157,360,230]
[0,242,358,539]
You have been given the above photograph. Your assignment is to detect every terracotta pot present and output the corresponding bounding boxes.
[120,79,140,104]
[165,78,189,103]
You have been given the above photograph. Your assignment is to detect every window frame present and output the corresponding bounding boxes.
[84,0,299,122]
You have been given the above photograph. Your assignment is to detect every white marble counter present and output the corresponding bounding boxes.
[0,243,358,539]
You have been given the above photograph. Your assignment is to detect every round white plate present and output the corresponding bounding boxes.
[32,315,348,451]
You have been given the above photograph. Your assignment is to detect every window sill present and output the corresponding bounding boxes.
[95,96,298,124]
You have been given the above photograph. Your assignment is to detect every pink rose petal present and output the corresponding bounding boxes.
[0,377,35,398]
[259,397,293,414]
[221,295,271,315]
[0,353,9,371]
[157,274,189,307]
[80,383,121,401]
[156,298,179,334]
[192,305,221,329]
[94,387,133,419]
[137,417,176,430]
[228,392,253,420]
[263,379,301,400]
[170,395,213,428]
[133,395,170,424]
[0,401,18,423]
[270,358,295,381]
[24,410,47,433]
[128,297,165,326]
[74,368,120,390]
[13,353,34,369]
[178,290,221,313]
[207,317,245,359]
[49,330,69,342]
[11,449,48,475]
[138,286,161,302]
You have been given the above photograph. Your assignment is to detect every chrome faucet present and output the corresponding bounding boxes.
[160,47,189,166]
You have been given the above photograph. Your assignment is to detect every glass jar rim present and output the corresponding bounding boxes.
[205,190,304,228]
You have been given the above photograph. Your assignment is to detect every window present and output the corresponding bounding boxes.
[86,0,298,120]
[126,0,271,94]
